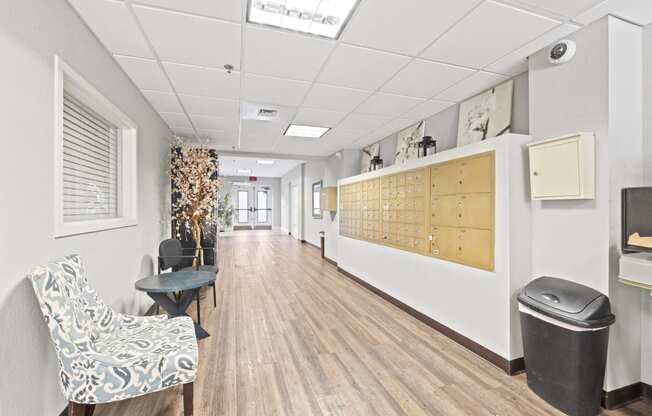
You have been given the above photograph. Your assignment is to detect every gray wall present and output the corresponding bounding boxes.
[0,0,172,414]
[369,71,529,168]
[529,16,644,391]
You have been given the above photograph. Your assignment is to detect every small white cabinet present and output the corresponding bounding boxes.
[527,133,595,200]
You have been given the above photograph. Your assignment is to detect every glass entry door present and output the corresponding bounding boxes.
[234,188,252,230]
[233,185,273,230]
[255,189,272,229]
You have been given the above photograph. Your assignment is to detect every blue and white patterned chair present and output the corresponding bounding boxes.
[28,255,198,416]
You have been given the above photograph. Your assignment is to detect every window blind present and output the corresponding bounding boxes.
[62,92,119,222]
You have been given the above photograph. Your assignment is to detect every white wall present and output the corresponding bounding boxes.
[529,16,645,391]
[0,0,171,414]
[281,164,303,237]
[338,135,532,360]
[280,151,359,258]
[640,23,652,387]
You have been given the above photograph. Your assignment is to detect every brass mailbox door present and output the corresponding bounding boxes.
[457,193,492,229]
[458,155,492,193]
[431,226,457,259]
[431,162,458,195]
[456,228,493,270]
[431,195,458,227]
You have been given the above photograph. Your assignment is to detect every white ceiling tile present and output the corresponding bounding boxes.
[503,0,603,18]
[338,114,393,132]
[243,74,311,107]
[142,90,183,113]
[190,114,239,131]
[241,119,286,139]
[238,139,275,154]
[69,0,153,58]
[197,129,239,147]
[134,0,242,22]
[244,26,335,81]
[172,127,195,138]
[179,95,239,117]
[485,23,580,76]
[133,5,241,68]
[381,59,475,98]
[274,137,330,156]
[353,131,393,149]
[293,107,347,127]
[159,112,192,128]
[317,45,410,91]
[402,99,456,120]
[381,118,423,135]
[421,1,560,69]
[114,55,171,91]
[435,71,509,102]
[575,0,652,26]
[342,0,483,56]
[302,84,372,113]
[356,93,425,117]
[164,62,241,99]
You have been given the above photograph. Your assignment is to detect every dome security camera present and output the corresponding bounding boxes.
[548,40,576,65]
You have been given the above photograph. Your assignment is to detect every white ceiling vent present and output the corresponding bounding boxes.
[241,102,279,121]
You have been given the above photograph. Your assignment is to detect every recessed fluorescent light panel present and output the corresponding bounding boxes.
[257,160,275,165]
[248,0,360,39]
[237,169,252,175]
[284,124,330,138]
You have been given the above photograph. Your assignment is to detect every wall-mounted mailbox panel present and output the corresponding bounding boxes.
[339,152,495,271]
[527,133,595,200]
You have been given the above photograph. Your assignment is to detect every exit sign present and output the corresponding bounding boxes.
[249,176,257,182]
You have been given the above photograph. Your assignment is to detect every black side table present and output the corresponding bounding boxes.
[135,270,216,339]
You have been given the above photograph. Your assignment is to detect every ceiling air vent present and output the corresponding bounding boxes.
[241,102,279,121]
[258,108,278,119]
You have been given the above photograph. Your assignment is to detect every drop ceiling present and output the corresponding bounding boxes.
[69,0,652,157]
[218,156,304,178]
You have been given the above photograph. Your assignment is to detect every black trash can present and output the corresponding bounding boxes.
[518,277,616,416]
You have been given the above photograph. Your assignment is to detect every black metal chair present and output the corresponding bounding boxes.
[158,239,218,323]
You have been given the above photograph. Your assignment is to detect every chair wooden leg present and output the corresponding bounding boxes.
[68,402,94,416]
[196,290,201,325]
[183,382,194,416]
[212,283,216,307]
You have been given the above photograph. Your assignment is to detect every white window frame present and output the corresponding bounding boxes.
[53,56,138,238]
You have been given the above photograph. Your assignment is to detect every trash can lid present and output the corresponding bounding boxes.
[517,276,615,329]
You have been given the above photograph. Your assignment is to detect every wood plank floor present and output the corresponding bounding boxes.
[96,231,652,416]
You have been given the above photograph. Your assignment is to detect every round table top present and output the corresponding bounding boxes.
[135,270,216,293]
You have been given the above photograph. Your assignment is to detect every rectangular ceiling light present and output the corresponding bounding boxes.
[248,0,360,39]
[284,124,330,138]
[257,160,275,165]
[237,168,252,175]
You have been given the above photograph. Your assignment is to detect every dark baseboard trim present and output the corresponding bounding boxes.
[337,266,520,375]
[324,256,338,267]
[602,382,652,409]
[301,239,321,251]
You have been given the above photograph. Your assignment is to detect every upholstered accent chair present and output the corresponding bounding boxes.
[28,255,198,416]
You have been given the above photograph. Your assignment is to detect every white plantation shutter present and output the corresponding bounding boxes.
[62,92,119,222]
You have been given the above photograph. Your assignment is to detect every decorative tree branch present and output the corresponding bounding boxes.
[169,138,223,265]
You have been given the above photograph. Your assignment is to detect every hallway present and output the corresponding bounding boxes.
[95,233,652,416]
